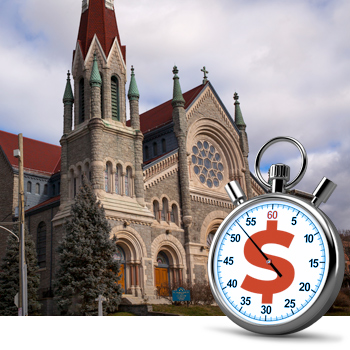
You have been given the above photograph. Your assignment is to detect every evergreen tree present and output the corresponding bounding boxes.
[0,225,41,315]
[54,177,122,315]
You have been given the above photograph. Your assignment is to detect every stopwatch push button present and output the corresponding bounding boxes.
[225,181,247,206]
[311,177,337,208]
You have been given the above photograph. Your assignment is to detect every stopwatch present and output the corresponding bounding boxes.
[208,136,344,335]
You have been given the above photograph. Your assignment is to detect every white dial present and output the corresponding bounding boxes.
[212,199,329,326]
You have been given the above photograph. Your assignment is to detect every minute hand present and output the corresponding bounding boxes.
[236,221,282,278]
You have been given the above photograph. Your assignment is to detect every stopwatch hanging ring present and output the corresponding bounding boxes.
[254,136,308,191]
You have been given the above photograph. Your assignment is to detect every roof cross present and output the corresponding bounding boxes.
[201,66,209,84]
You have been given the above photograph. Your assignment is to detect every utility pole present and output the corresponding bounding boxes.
[14,134,27,316]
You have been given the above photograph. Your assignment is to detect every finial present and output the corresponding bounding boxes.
[128,65,140,101]
[172,65,179,77]
[233,91,246,128]
[201,66,209,84]
[172,66,185,107]
[63,70,74,104]
[90,51,102,86]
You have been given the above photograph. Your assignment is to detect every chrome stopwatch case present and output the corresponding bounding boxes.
[208,137,344,335]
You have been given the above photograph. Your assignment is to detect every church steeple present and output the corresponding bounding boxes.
[78,0,125,61]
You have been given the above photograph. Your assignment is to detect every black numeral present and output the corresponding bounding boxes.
[261,305,272,314]
[309,259,319,268]
[246,217,256,226]
[230,234,241,242]
[284,299,296,308]
[227,279,237,288]
[223,257,234,265]
[299,282,311,291]
[241,296,251,305]
[304,234,314,243]
[291,217,297,225]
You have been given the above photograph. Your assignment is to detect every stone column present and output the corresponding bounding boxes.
[234,92,253,199]
[88,53,105,191]
[128,67,145,206]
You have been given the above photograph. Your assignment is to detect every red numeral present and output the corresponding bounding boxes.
[267,211,278,219]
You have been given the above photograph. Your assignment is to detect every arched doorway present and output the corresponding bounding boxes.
[155,251,170,296]
[113,245,126,293]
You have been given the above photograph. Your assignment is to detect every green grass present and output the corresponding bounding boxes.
[151,304,225,316]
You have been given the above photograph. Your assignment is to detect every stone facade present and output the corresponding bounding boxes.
[0,1,267,315]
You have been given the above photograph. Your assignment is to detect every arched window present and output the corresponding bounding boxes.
[125,167,132,197]
[37,222,46,268]
[79,78,85,123]
[162,138,166,153]
[115,164,122,194]
[105,162,112,192]
[170,204,178,225]
[111,76,119,121]
[44,184,48,196]
[161,197,168,222]
[27,181,32,193]
[145,145,149,160]
[153,200,159,221]
[53,184,56,196]
[77,166,82,189]
[84,162,90,183]
[153,142,158,157]
[35,183,40,195]
[69,170,74,198]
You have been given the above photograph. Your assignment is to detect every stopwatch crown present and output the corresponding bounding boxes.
[268,163,290,193]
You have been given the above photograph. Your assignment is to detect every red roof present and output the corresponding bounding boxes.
[26,195,60,214]
[128,84,205,134]
[77,0,126,61]
[0,130,61,176]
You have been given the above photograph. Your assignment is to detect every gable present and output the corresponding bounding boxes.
[132,84,206,134]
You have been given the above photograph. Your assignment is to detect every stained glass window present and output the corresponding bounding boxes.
[191,140,224,188]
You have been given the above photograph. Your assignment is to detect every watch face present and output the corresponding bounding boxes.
[210,197,330,330]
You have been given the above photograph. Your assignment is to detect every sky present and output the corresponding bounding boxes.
[0,0,349,230]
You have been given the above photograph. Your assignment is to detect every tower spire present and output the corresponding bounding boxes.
[77,0,125,61]
[234,92,246,128]
[128,66,140,101]
[90,52,102,86]
[171,66,185,107]
[63,71,74,104]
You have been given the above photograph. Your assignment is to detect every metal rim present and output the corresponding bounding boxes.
[254,136,308,191]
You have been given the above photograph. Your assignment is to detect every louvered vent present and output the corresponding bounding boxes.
[111,76,119,121]
[79,78,85,123]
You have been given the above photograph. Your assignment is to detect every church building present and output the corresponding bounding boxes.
[0,0,265,315]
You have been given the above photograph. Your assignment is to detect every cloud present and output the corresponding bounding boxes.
[0,0,349,228]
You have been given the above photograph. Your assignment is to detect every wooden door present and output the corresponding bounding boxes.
[155,267,169,296]
[118,264,125,293]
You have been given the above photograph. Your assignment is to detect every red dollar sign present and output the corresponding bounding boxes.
[241,220,295,304]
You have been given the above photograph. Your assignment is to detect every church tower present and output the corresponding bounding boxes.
[56,0,152,224]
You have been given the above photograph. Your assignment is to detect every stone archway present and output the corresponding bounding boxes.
[200,210,228,249]
[151,234,187,295]
[110,225,147,297]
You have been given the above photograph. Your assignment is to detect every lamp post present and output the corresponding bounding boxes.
[13,133,27,316]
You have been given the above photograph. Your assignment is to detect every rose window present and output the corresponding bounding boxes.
[191,140,224,188]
